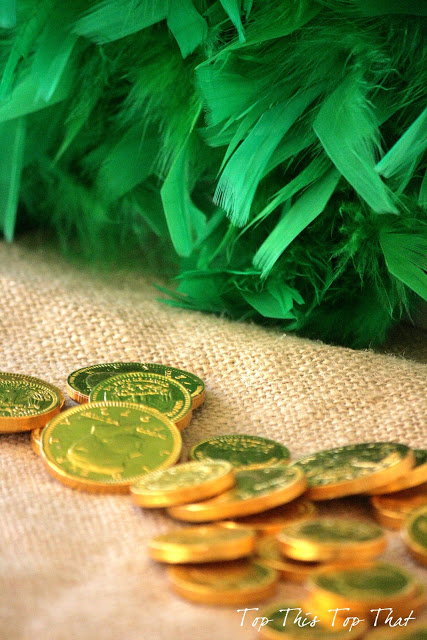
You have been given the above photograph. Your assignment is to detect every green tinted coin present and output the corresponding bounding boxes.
[67,362,149,403]
[258,602,368,638]
[89,372,192,429]
[368,623,427,640]
[40,401,182,492]
[292,443,413,500]
[404,506,427,565]
[190,434,290,470]
[310,563,416,607]
[137,363,205,409]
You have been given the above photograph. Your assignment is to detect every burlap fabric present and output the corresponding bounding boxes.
[1,241,426,640]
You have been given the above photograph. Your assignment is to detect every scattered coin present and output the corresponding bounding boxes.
[148,526,256,563]
[309,562,417,614]
[403,505,427,566]
[190,434,290,470]
[40,402,182,493]
[89,371,192,430]
[167,559,278,605]
[168,465,306,522]
[371,485,427,529]
[258,601,368,638]
[0,373,64,433]
[219,500,316,536]
[131,460,235,508]
[66,362,149,403]
[368,449,427,494]
[364,620,427,639]
[292,443,414,500]
[136,363,205,409]
[277,517,387,562]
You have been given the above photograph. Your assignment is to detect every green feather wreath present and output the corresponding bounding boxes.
[1,0,426,347]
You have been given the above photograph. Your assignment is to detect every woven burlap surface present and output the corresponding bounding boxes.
[0,241,426,640]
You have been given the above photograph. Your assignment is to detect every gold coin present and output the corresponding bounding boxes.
[364,618,427,639]
[40,402,182,493]
[258,601,368,638]
[0,373,64,432]
[371,485,427,530]
[167,560,278,605]
[403,506,427,567]
[219,500,316,536]
[148,526,256,563]
[292,443,415,500]
[368,449,427,494]
[89,371,192,430]
[31,427,42,456]
[309,562,417,614]
[190,434,290,470]
[277,518,386,562]
[167,466,307,522]
[367,583,425,623]
[131,460,235,508]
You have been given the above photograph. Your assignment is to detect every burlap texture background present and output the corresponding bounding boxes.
[1,241,426,640]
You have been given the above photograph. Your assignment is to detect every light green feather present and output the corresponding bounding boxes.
[380,229,427,301]
[0,116,26,241]
[167,0,207,58]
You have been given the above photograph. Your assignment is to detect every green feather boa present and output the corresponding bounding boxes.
[1,0,426,347]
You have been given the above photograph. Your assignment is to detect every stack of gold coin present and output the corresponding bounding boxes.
[371,485,427,529]
[219,500,316,537]
[368,449,427,494]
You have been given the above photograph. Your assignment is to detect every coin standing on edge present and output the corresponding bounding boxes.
[148,526,256,563]
[277,517,387,562]
[89,371,192,430]
[167,466,306,522]
[190,434,290,470]
[292,442,415,500]
[40,402,182,493]
[131,460,235,507]
[0,373,64,432]
[403,505,427,566]
[167,560,279,605]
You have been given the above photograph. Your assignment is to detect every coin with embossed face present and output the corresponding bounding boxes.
[40,402,182,493]
[89,372,192,430]
[67,362,205,409]
[168,465,306,522]
[403,506,427,566]
[0,373,64,432]
[66,362,148,403]
[277,517,386,562]
[291,443,414,500]
[167,560,278,605]
[148,526,256,563]
[369,449,427,494]
[190,435,290,470]
[131,460,235,507]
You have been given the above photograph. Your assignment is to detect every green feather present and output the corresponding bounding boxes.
[253,168,340,277]
[0,0,16,28]
[380,229,427,301]
[219,0,245,42]
[167,0,207,58]
[313,76,398,214]
[215,88,322,226]
[376,108,427,180]
[0,116,26,241]
[74,0,167,44]
[240,281,303,319]
[419,170,427,208]
[0,71,71,123]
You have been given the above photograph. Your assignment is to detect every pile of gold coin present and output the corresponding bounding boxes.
[1,364,426,636]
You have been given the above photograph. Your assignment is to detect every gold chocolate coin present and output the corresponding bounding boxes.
[131,460,235,508]
[148,526,256,563]
[168,466,306,522]
[369,449,427,494]
[167,559,278,605]
[277,517,386,562]
[190,434,290,470]
[309,562,417,613]
[403,506,427,566]
[0,373,64,432]
[255,537,328,583]
[365,619,427,639]
[40,402,182,493]
[371,485,427,530]
[219,500,316,536]
[292,442,414,500]
[258,602,368,638]
[31,427,42,456]
[89,371,192,430]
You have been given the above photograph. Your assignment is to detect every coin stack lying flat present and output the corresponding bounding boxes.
[0,363,426,636]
